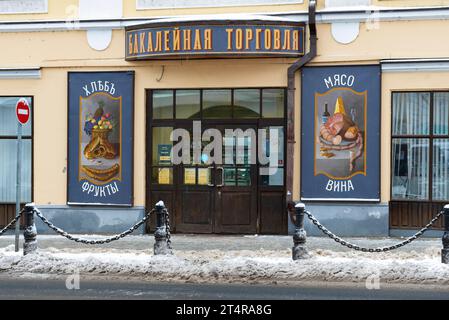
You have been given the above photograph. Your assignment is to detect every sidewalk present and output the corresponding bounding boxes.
[0,234,448,287]
[0,233,442,252]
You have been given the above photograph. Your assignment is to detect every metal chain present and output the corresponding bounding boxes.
[164,208,172,250]
[34,208,155,245]
[304,210,444,252]
[0,208,25,236]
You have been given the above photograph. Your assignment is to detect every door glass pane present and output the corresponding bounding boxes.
[237,168,251,186]
[176,90,200,119]
[0,139,32,202]
[223,135,235,165]
[198,168,211,185]
[235,135,254,165]
[392,92,430,135]
[0,97,32,136]
[152,127,173,166]
[184,168,196,185]
[262,89,284,118]
[223,167,236,186]
[260,126,284,186]
[261,168,284,186]
[260,126,284,166]
[203,90,232,119]
[234,89,260,118]
[392,138,429,200]
[434,93,449,135]
[152,167,173,185]
[433,139,449,200]
[153,90,173,119]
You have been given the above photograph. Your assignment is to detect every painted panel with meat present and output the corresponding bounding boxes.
[314,88,366,179]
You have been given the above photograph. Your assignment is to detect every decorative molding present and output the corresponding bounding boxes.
[382,59,449,72]
[0,0,47,14]
[79,0,122,20]
[86,29,113,51]
[136,0,303,10]
[0,68,41,79]
[331,22,359,44]
[301,198,380,201]
[2,7,449,32]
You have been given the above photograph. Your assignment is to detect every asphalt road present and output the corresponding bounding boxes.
[0,277,449,300]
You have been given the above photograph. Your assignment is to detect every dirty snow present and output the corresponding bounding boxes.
[1,243,448,285]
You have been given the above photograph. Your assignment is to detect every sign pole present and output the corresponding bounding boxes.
[14,98,29,253]
[15,122,22,252]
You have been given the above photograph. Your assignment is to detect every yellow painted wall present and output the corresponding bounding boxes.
[0,0,78,21]
[375,0,449,7]
[0,11,448,206]
[0,0,308,21]
[293,74,301,201]
[313,20,449,64]
[381,72,449,203]
[2,18,449,68]
[0,61,290,206]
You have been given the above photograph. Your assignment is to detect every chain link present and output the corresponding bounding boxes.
[304,210,444,252]
[0,208,25,236]
[34,208,155,245]
[164,208,172,250]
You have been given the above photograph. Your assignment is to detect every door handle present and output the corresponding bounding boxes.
[216,167,224,187]
[207,166,215,187]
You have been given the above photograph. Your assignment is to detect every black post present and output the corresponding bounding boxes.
[23,203,37,255]
[442,205,449,264]
[154,201,171,255]
[292,202,309,260]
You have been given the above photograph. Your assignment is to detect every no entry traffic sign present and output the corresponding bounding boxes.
[14,97,30,252]
[16,98,30,125]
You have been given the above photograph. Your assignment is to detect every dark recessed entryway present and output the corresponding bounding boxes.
[145,88,287,234]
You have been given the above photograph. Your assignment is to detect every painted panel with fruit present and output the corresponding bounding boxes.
[80,95,122,184]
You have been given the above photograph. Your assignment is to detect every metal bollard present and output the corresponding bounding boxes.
[442,205,449,264]
[23,203,37,255]
[292,202,309,260]
[154,201,172,255]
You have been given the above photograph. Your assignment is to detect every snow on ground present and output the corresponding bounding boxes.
[1,244,449,285]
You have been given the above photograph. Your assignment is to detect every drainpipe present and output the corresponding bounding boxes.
[286,0,317,205]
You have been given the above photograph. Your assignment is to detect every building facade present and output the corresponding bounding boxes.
[0,0,448,237]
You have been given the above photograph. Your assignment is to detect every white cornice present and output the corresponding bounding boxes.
[0,6,449,32]
[382,59,449,73]
[0,68,41,79]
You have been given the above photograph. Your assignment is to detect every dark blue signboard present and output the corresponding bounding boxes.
[68,72,134,206]
[125,22,304,60]
[301,66,380,201]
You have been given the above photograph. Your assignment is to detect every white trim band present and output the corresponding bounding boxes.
[0,68,41,79]
[2,6,449,32]
[382,59,449,73]
[301,198,380,202]
[286,6,449,23]
[137,0,304,10]
[66,202,133,207]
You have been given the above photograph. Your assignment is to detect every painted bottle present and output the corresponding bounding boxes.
[322,103,330,124]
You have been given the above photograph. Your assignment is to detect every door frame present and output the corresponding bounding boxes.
[145,88,288,234]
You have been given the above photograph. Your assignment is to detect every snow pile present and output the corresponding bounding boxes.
[1,245,448,285]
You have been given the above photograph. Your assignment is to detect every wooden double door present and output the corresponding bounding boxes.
[175,124,257,234]
[147,121,287,235]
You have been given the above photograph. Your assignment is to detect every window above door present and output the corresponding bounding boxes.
[150,88,285,120]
